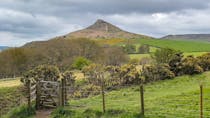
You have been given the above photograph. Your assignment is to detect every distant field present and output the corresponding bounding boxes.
[0,78,22,88]
[129,52,208,60]
[136,39,210,52]
[52,72,210,118]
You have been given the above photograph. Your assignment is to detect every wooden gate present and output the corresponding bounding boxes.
[36,81,60,108]
[27,79,67,110]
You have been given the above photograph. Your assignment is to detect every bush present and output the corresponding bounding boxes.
[123,44,136,54]
[152,48,182,64]
[73,84,101,98]
[138,45,150,54]
[71,57,92,70]
[169,52,184,76]
[21,65,60,85]
[62,71,76,86]
[128,58,139,65]
[198,53,210,71]
[181,56,203,75]
[142,64,175,82]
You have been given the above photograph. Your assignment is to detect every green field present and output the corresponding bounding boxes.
[0,78,22,88]
[51,72,210,118]
[136,39,210,52]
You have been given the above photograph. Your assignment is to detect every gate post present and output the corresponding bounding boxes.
[61,78,65,106]
[36,81,40,110]
[27,79,31,109]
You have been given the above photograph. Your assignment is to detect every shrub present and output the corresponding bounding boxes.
[123,44,136,54]
[198,53,210,71]
[128,58,139,65]
[62,71,76,86]
[142,64,175,82]
[138,44,150,54]
[73,84,101,98]
[169,52,184,76]
[181,56,203,75]
[152,48,182,64]
[21,65,60,85]
[71,57,91,70]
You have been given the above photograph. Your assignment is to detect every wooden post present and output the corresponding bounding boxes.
[100,74,106,113]
[61,79,65,106]
[140,84,145,116]
[36,81,40,110]
[200,84,203,118]
[64,79,68,105]
[27,79,31,109]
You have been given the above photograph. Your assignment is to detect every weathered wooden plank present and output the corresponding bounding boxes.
[30,84,36,91]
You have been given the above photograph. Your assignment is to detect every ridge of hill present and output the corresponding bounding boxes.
[161,34,210,41]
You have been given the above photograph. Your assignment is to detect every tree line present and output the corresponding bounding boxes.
[0,38,128,79]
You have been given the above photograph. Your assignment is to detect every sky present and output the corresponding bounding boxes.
[1,0,210,46]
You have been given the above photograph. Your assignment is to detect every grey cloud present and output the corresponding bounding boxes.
[1,0,210,46]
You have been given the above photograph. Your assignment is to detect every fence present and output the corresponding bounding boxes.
[65,81,210,118]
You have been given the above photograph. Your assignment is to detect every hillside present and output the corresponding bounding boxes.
[0,46,9,51]
[161,34,210,41]
[66,19,152,39]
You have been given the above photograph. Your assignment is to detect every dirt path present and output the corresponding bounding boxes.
[36,109,52,118]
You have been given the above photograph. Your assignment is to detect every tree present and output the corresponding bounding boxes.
[71,57,92,70]
[102,46,129,66]
[123,44,136,54]
[152,48,181,64]
[138,45,150,54]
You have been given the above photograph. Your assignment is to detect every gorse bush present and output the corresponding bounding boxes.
[198,53,210,71]
[21,65,60,85]
[181,56,203,75]
[62,71,76,86]
[142,64,175,82]
[73,84,101,98]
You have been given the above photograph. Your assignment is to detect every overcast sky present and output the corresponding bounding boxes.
[1,0,210,46]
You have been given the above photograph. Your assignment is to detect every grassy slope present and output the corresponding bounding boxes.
[137,39,210,52]
[52,72,210,118]
[0,78,22,88]
[0,78,27,117]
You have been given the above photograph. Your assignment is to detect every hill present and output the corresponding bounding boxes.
[0,46,9,51]
[66,19,152,39]
[161,34,210,41]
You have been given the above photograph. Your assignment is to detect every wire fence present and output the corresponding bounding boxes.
[64,82,210,118]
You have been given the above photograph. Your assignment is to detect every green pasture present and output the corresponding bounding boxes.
[51,72,210,118]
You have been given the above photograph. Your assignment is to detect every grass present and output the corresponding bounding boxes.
[137,38,210,52]
[0,78,26,117]
[51,72,210,118]
[0,78,22,88]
